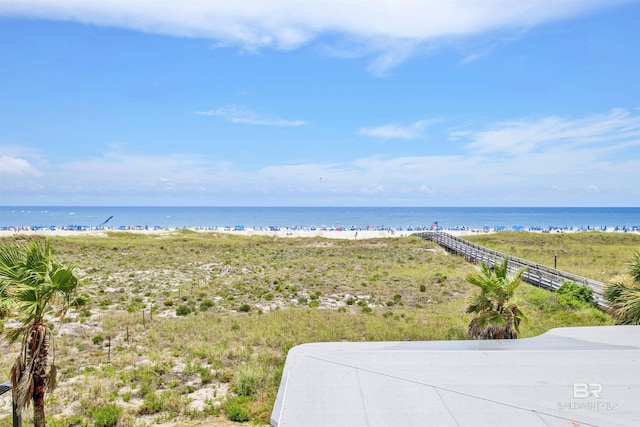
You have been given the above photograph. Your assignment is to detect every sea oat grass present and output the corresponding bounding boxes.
[0,231,625,425]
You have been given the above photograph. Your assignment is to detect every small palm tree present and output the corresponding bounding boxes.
[466,256,527,340]
[604,251,640,325]
[0,239,81,427]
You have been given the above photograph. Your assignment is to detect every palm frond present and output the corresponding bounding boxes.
[467,291,491,307]
[494,257,509,279]
[4,324,28,344]
[484,311,509,327]
[503,267,526,295]
[612,287,640,325]
[629,251,640,284]
[604,281,625,304]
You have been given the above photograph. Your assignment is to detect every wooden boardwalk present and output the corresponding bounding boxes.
[415,231,607,309]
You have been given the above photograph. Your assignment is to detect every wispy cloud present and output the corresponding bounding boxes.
[195,106,306,127]
[2,109,638,206]
[358,120,436,140]
[452,108,640,155]
[0,0,624,74]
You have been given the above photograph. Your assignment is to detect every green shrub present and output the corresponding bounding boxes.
[308,300,320,308]
[224,396,251,422]
[138,391,163,415]
[557,281,596,308]
[176,304,191,316]
[238,304,251,312]
[92,335,104,345]
[526,288,551,309]
[48,415,87,427]
[93,403,121,427]
[200,299,215,311]
[419,284,426,292]
[362,306,373,314]
[434,272,447,283]
[232,362,267,397]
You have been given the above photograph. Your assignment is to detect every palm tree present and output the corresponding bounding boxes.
[0,239,81,427]
[466,256,527,340]
[604,251,640,325]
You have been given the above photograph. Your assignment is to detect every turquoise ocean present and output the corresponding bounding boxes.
[0,207,638,231]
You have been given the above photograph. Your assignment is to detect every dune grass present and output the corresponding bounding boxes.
[466,231,640,282]
[0,231,623,425]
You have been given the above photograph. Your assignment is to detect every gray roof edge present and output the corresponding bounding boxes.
[270,325,640,426]
[279,325,640,356]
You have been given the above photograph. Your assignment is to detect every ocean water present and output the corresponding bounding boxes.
[0,206,638,230]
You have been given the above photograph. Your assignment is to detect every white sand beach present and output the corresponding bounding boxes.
[0,227,411,239]
[0,226,634,240]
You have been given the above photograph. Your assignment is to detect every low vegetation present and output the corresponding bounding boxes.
[466,257,526,340]
[604,251,640,325]
[0,230,632,425]
[466,231,639,282]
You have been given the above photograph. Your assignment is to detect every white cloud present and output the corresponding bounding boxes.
[0,0,626,74]
[456,108,640,155]
[2,108,638,206]
[2,147,636,206]
[195,106,306,127]
[0,155,42,176]
[358,120,434,140]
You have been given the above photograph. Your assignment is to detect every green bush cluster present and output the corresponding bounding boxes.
[223,396,251,422]
[200,299,215,311]
[434,272,447,283]
[557,281,596,308]
[92,403,121,427]
[176,304,191,316]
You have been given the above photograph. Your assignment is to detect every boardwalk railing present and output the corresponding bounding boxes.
[415,231,607,309]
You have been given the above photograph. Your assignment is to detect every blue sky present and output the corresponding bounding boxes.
[0,0,638,207]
